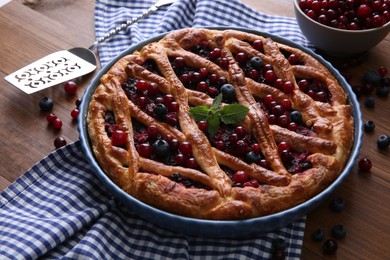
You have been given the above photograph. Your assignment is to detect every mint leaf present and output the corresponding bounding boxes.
[211,93,223,110]
[207,112,221,136]
[189,106,209,121]
[220,104,249,124]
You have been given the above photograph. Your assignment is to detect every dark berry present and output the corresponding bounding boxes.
[289,111,302,124]
[363,120,375,133]
[64,81,78,95]
[323,239,338,255]
[220,84,236,102]
[376,86,389,97]
[364,96,375,108]
[54,136,67,149]
[153,104,168,120]
[272,238,287,251]
[245,151,262,164]
[358,157,372,172]
[363,70,382,86]
[250,56,263,69]
[377,134,390,149]
[329,197,345,212]
[152,139,170,158]
[312,229,325,242]
[271,250,285,260]
[331,224,347,239]
[39,97,54,112]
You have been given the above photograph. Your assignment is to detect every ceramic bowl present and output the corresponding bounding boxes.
[78,27,363,238]
[294,0,390,56]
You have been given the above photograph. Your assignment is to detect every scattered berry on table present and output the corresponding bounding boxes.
[329,197,345,212]
[39,97,54,112]
[54,136,67,149]
[312,229,325,242]
[363,120,375,133]
[364,96,375,108]
[52,118,63,130]
[363,70,382,86]
[358,157,372,172]
[331,224,347,239]
[377,134,390,149]
[70,108,79,120]
[75,98,82,108]
[64,81,78,95]
[378,66,388,78]
[376,85,389,97]
[46,113,57,125]
[272,238,287,251]
[323,239,338,255]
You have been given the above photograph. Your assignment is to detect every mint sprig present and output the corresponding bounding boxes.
[189,94,249,136]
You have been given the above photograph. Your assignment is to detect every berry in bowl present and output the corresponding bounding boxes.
[294,0,390,56]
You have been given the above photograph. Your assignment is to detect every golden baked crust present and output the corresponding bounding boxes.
[87,28,354,220]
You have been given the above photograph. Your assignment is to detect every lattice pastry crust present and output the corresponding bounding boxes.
[87,28,354,220]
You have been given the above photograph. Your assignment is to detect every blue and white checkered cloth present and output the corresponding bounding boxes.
[0,0,310,259]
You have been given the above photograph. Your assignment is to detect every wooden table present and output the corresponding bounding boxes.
[0,0,389,259]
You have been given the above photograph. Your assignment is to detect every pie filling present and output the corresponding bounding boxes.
[88,28,354,219]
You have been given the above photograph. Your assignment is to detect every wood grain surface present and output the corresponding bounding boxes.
[0,0,389,259]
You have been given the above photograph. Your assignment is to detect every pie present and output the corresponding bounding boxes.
[87,28,354,220]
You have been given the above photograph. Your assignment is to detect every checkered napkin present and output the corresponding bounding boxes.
[0,0,310,259]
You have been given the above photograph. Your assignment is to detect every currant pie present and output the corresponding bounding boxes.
[87,28,354,220]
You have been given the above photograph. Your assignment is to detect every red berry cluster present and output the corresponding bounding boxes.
[299,0,390,30]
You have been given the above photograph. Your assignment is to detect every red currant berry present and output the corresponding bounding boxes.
[252,40,263,51]
[233,171,249,184]
[278,141,291,153]
[70,108,79,120]
[378,66,388,77]
[146,125,159,139]
[47,113,57,125]
[64,81,78,95]
[52,118,63,130]
[358,157,372,172]
[197,120,208,132]
[111,130,127,147]
[138,143,153,158]
[179,141,192,156]
[251,143,261,153]
[282,81,295,94]
[54,136,67,149]
[137,80,150,92]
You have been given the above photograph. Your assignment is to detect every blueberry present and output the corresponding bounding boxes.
[363,70,382,86]
[331,224,347,239]
[329,197,345,212]
[245,151,262,164]
[153,104,168,120]
[272,238,286,251]
[377,134,390,150]
[364,96,375,108]
[376,86,389,97]
[311,229,325,241]
[323,239,338,255]
[250,56,263,69]
[152,139,170,158]
[289,111,302,124]
[363,120,375,133]
[39,97,54,112]
[220,84,236,102]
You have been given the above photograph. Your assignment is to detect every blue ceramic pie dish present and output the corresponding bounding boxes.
[78,27,362,238]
